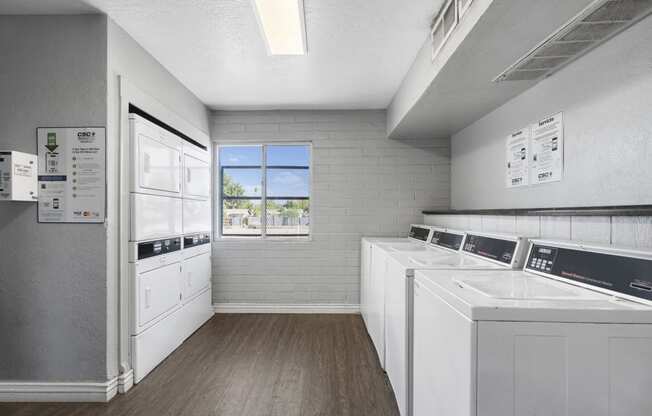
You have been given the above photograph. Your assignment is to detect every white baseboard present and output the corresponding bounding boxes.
[117,369,133,394]
[0,377,118,402]
[213,303,360,314]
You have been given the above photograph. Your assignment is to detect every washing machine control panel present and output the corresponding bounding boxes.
[184,233,211,248]
[463,235,517,265]
[528,244,652,303]
[409,226,430,242]
[138,237,182,260]
[430,231,464,251]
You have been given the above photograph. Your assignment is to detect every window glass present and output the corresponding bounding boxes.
[266,169,310,198]
[222,200,262,236]
[219,146,262,166]
[266,200,310,236]
[267,145,310,167]
[222,169,262,197]
[218,144,310,238]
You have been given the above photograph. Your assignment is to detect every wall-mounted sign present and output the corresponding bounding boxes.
[505,127,530,188]
[37,127,106,223]
[530,112,564,185]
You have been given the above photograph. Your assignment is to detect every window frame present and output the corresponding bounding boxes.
[214,142,312,241]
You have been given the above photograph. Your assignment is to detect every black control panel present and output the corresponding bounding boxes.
[527,244,652,302]
[409,226,430,242]
[463,235,517,265]
[184,233,211,249]
[138,237,182,260]
[430,231,464,251]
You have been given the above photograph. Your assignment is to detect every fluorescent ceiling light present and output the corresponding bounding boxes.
[253,0,307,55]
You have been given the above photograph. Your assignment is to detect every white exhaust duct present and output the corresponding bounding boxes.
[494,0,652,82]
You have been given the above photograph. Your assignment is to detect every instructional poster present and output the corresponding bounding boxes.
[530,112,564,185]
[37,127,106,223]
[505,127,530,188]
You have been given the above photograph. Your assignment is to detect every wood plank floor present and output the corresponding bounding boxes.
[0,314,399,416]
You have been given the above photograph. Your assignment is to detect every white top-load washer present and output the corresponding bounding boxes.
[361,224,435,350]
[413,239,652,416]
[375,224,436,253]
[382,231,528,416]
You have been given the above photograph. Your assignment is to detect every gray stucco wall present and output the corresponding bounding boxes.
[450,15,652,209]
[0,15,108,381]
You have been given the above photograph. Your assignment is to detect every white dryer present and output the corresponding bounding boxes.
[182,143,211,200]
[361,224,436,369]
[413,240,652,416]
[129,114,182,198]
[382,231,528,416]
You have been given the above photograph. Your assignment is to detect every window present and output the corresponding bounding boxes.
[218,144,311,238]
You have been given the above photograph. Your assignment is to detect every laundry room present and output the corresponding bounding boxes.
[0,1,651,415]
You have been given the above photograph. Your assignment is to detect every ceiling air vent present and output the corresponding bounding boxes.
[494,0,652,82]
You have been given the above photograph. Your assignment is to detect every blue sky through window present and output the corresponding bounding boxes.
[267,145,310,167]
[267,169,310,197]
[219,146,262,166]
[220,144,310,198]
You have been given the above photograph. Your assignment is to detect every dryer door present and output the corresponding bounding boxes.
[183,152,210,199]
[183,199,211,234]
[138,134,181,195]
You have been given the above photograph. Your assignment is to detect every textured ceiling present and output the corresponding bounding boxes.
[0,0,440,110]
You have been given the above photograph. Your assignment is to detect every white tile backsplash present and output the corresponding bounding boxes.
[612,216,652,249]
[540,216,571,240]
[515,216,541,238]
[481,215,516,234]
[571,216,611,244]
[426,214,651,250]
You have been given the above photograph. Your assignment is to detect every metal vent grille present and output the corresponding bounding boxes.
[494,0,652,82]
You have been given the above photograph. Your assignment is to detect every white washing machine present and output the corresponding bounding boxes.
[383,231,528,416]
[361,224,436,368]
[361,237,407,328]
[129,236,183,383]
[179,233,214,340]
[413,239,652,416]
[376,224,436,253]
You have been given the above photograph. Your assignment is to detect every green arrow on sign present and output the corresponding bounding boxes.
[45,132,58,152]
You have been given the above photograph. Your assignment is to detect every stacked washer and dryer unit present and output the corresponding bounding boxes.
[129,113,213,384]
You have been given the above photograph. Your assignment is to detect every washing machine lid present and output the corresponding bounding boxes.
[388,250,505,271]
[415,268,652,324]
[382,227,461,254]
[377,226,435,252]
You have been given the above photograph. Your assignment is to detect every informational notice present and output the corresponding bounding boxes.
[505,127,530,188]
[530,112,564,185]
[37,127,106,223]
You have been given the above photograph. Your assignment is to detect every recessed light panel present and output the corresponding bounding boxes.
[253,0,307,55]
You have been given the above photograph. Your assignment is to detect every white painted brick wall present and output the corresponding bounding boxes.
[212,110,451,304]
